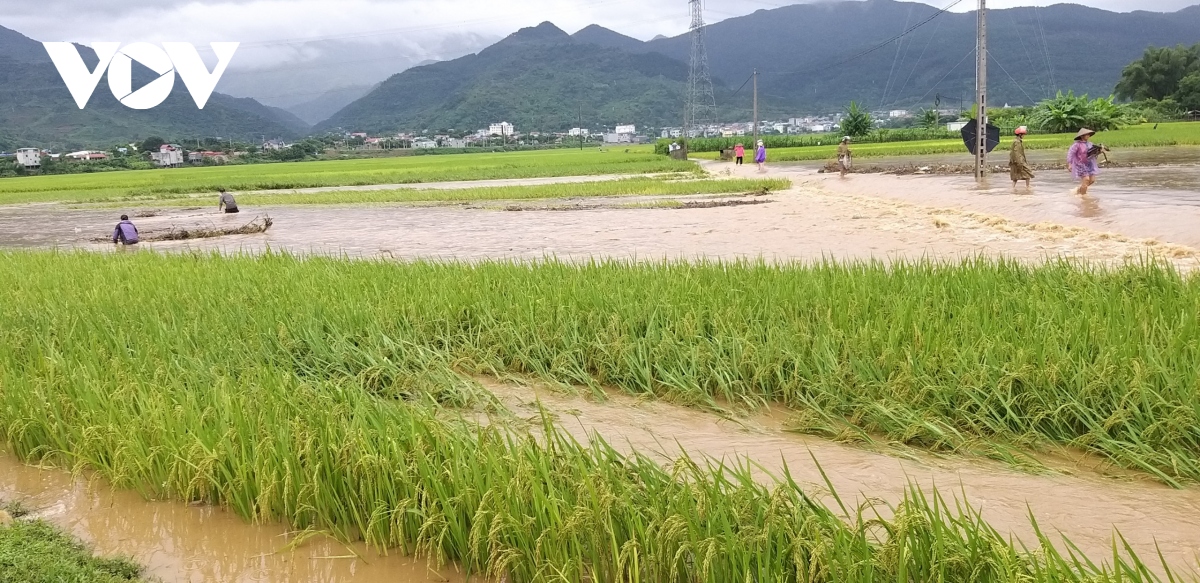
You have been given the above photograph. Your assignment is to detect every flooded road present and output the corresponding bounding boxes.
[781,146,1200,250]
[483,378,1200,577]
[0,452,467,583]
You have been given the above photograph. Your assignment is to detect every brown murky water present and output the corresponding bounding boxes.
[481,379,1200,577]
[0,452,467,583]
[780,146,1200,250]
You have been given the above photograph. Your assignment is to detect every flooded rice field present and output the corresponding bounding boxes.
[0,452,466,583]
[1,168,1197,269]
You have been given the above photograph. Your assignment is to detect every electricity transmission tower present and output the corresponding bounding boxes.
[684,0,716,142]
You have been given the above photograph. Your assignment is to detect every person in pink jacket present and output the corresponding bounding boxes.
[733,143,745,165]
[1068,128,1099,195]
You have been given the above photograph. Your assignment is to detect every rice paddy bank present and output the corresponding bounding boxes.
[96,177,788,207]
[1,253,1195,580]
[0,500,147,583]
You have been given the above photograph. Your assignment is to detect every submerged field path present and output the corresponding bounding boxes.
[481,378,1200,576]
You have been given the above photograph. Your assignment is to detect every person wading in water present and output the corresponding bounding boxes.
[218,188,240,213]
[1068,128,1100,195]
[112,215,139,246]
[1009,126,1035,190]
[837,137,853,178]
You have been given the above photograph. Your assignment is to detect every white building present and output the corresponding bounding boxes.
[15,148,40,168]
[889,110,910,118]
[488,122,514,136]
[603,133,632,144]
[615,124,636,135]
[946,121,968,132]
[414,138,437,149]
[150,145,184,168]
[568,128,590,137]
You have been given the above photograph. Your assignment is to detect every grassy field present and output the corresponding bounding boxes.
[0,504,145,583]
[0,251,1184,581]
[0,149,697,205]
[109,177,789,207]
[691,122,1200,162]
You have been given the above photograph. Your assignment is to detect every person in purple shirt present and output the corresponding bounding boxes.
[112,215,139,245]
[755,140,767,173]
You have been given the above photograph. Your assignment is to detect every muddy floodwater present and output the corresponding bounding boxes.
[483,379,1200,577]
[0,452,467,583]
[0,170,1197,269]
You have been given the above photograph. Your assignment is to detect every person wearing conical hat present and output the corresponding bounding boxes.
[1009,126,1034,190]
[1067,128,1098,195]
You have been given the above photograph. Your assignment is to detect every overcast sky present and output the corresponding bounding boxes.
[4,0,1195,106]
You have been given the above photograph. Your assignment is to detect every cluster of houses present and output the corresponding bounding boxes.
[343,121,650,150]
[3,143,244,171]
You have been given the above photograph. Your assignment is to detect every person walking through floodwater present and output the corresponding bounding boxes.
[112,215,139,245]
[837,137,853,178]
[1010,126,1035,190]
[734,143,745,165]
[218,188,240,213]
[1068,128,1099,195]
[755,140,767,172]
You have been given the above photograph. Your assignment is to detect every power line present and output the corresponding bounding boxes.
[915,46,975,105]
[761,0,966,79]
[987,49,1036,105]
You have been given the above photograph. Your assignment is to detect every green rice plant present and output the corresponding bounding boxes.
[99,177,790,207]
[1,253,1198,488]
[0,251,1185,580]
[0,149,699,205]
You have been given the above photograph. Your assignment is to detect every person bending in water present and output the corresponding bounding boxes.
[112,215,139,245]
[218,188,240,213]
[1068,128,1099,195]
[1009,126,1035,190]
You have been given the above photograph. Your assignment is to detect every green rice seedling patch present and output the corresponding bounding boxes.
[0,149,700,205]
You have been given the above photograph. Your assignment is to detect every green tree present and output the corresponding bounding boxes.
[839,102,873,137]
[918,108,941,130]
[1114,44,1200,102]
[1177,72,1200,111]
[138,136,166,153]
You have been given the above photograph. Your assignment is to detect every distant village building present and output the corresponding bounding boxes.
[889,110,910,119]
[488,122,514,136]
[150,144,184,168]
[569,128,590,137]
[413,138,437,149]
[946,121,968,131]
[16,148,41,168]
[615,124,636,135]
[65,150,108,161]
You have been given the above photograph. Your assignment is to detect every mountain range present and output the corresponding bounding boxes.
[320,0,1200,134]
[0,26,309,151]
[4,0,1200,148]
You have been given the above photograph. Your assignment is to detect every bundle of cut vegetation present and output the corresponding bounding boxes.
[0,252,1196,580]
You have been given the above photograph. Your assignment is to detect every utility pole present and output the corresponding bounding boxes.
[975,0,988,182]
[752,69,758,147]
